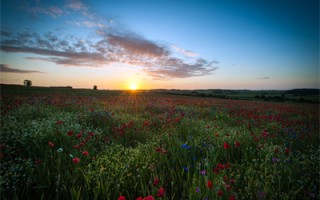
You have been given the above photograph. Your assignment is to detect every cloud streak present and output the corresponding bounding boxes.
[171,45,199,57]
[0,64,43,73]
[257,77,270,80]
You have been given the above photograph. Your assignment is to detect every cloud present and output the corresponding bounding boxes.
[171,45,199,57]
[1,30,219,78]
[107,34,170,58]
[19,2,64,19]
[65,0,88,11]
[257,77,270,80]
[0,64,43,73]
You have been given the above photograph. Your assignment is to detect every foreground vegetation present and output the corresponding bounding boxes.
[0,85,319,199]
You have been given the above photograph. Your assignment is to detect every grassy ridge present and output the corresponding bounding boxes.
[0,85,319,199]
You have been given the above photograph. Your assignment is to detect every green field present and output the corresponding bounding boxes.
[0,85,319,200]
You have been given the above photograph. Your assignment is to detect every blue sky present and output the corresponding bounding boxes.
[0,0,319,89]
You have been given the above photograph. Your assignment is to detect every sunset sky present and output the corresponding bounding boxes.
[1,0,319,90]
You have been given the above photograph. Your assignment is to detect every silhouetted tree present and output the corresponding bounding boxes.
[24,80,32,87]
[93,85,97,90]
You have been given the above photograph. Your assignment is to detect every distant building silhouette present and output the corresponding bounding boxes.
[93,85,97,90]
[24,80,32,87]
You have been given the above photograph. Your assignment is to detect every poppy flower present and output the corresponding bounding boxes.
[136,197,143,200]
[217,190,223,196]
[207,180,213,189]
[82,151,89,156]
[76,133,83,139]
[67,131,73,136]
[118,196,126,200]
[153,178,159,186]
[235,141,240,147]
[72,157,80,164]
[285,148,290,154]
[229,195,236,200]
[157,187,165,198]
[48,141,55,148]
[143,195,154,200]
[224,142,230,149]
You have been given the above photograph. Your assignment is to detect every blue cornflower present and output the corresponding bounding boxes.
[183,166,189,172]
[181,144,191,149]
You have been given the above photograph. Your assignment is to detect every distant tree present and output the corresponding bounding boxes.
[93,85,97,90]
[24,80,32,87]
[254,95,260,99]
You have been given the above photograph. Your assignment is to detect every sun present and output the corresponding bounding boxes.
[130,83,138,90]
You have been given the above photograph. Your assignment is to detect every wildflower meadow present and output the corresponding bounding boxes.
[0,86,319,200]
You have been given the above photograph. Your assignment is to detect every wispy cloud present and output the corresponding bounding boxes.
[19,1,64,19]
[257,77,270,80]
[171,45,199,57]
[65,0,88,11]
[107,34,170,58]
[0,64,43,73]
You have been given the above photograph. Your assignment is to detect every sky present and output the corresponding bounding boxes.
[0,0,319,90]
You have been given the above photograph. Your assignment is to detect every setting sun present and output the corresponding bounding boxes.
[130,83,138,90]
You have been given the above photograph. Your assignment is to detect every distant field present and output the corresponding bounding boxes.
[0,84,319,200]
[158,88,320,103]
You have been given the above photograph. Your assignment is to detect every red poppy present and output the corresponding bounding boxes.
[235,141,240,147]
[118,196,126,200]
[72,157,80,164]
[136,197,143,200]
[76,133,82,138]
[217,190,223,196]
[143,195,154,200]
[73,145,80,149]
[157,187,165,198]
[224,142,230,149]
[67,131,73,136]
[285,148,290,154]
[48,141,55,148]
[82,151,89,156]
[207,180,213,189]
[153,178,159,186]
[229,195,236,200]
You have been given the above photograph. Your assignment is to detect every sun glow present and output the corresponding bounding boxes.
[130,83,138,90]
